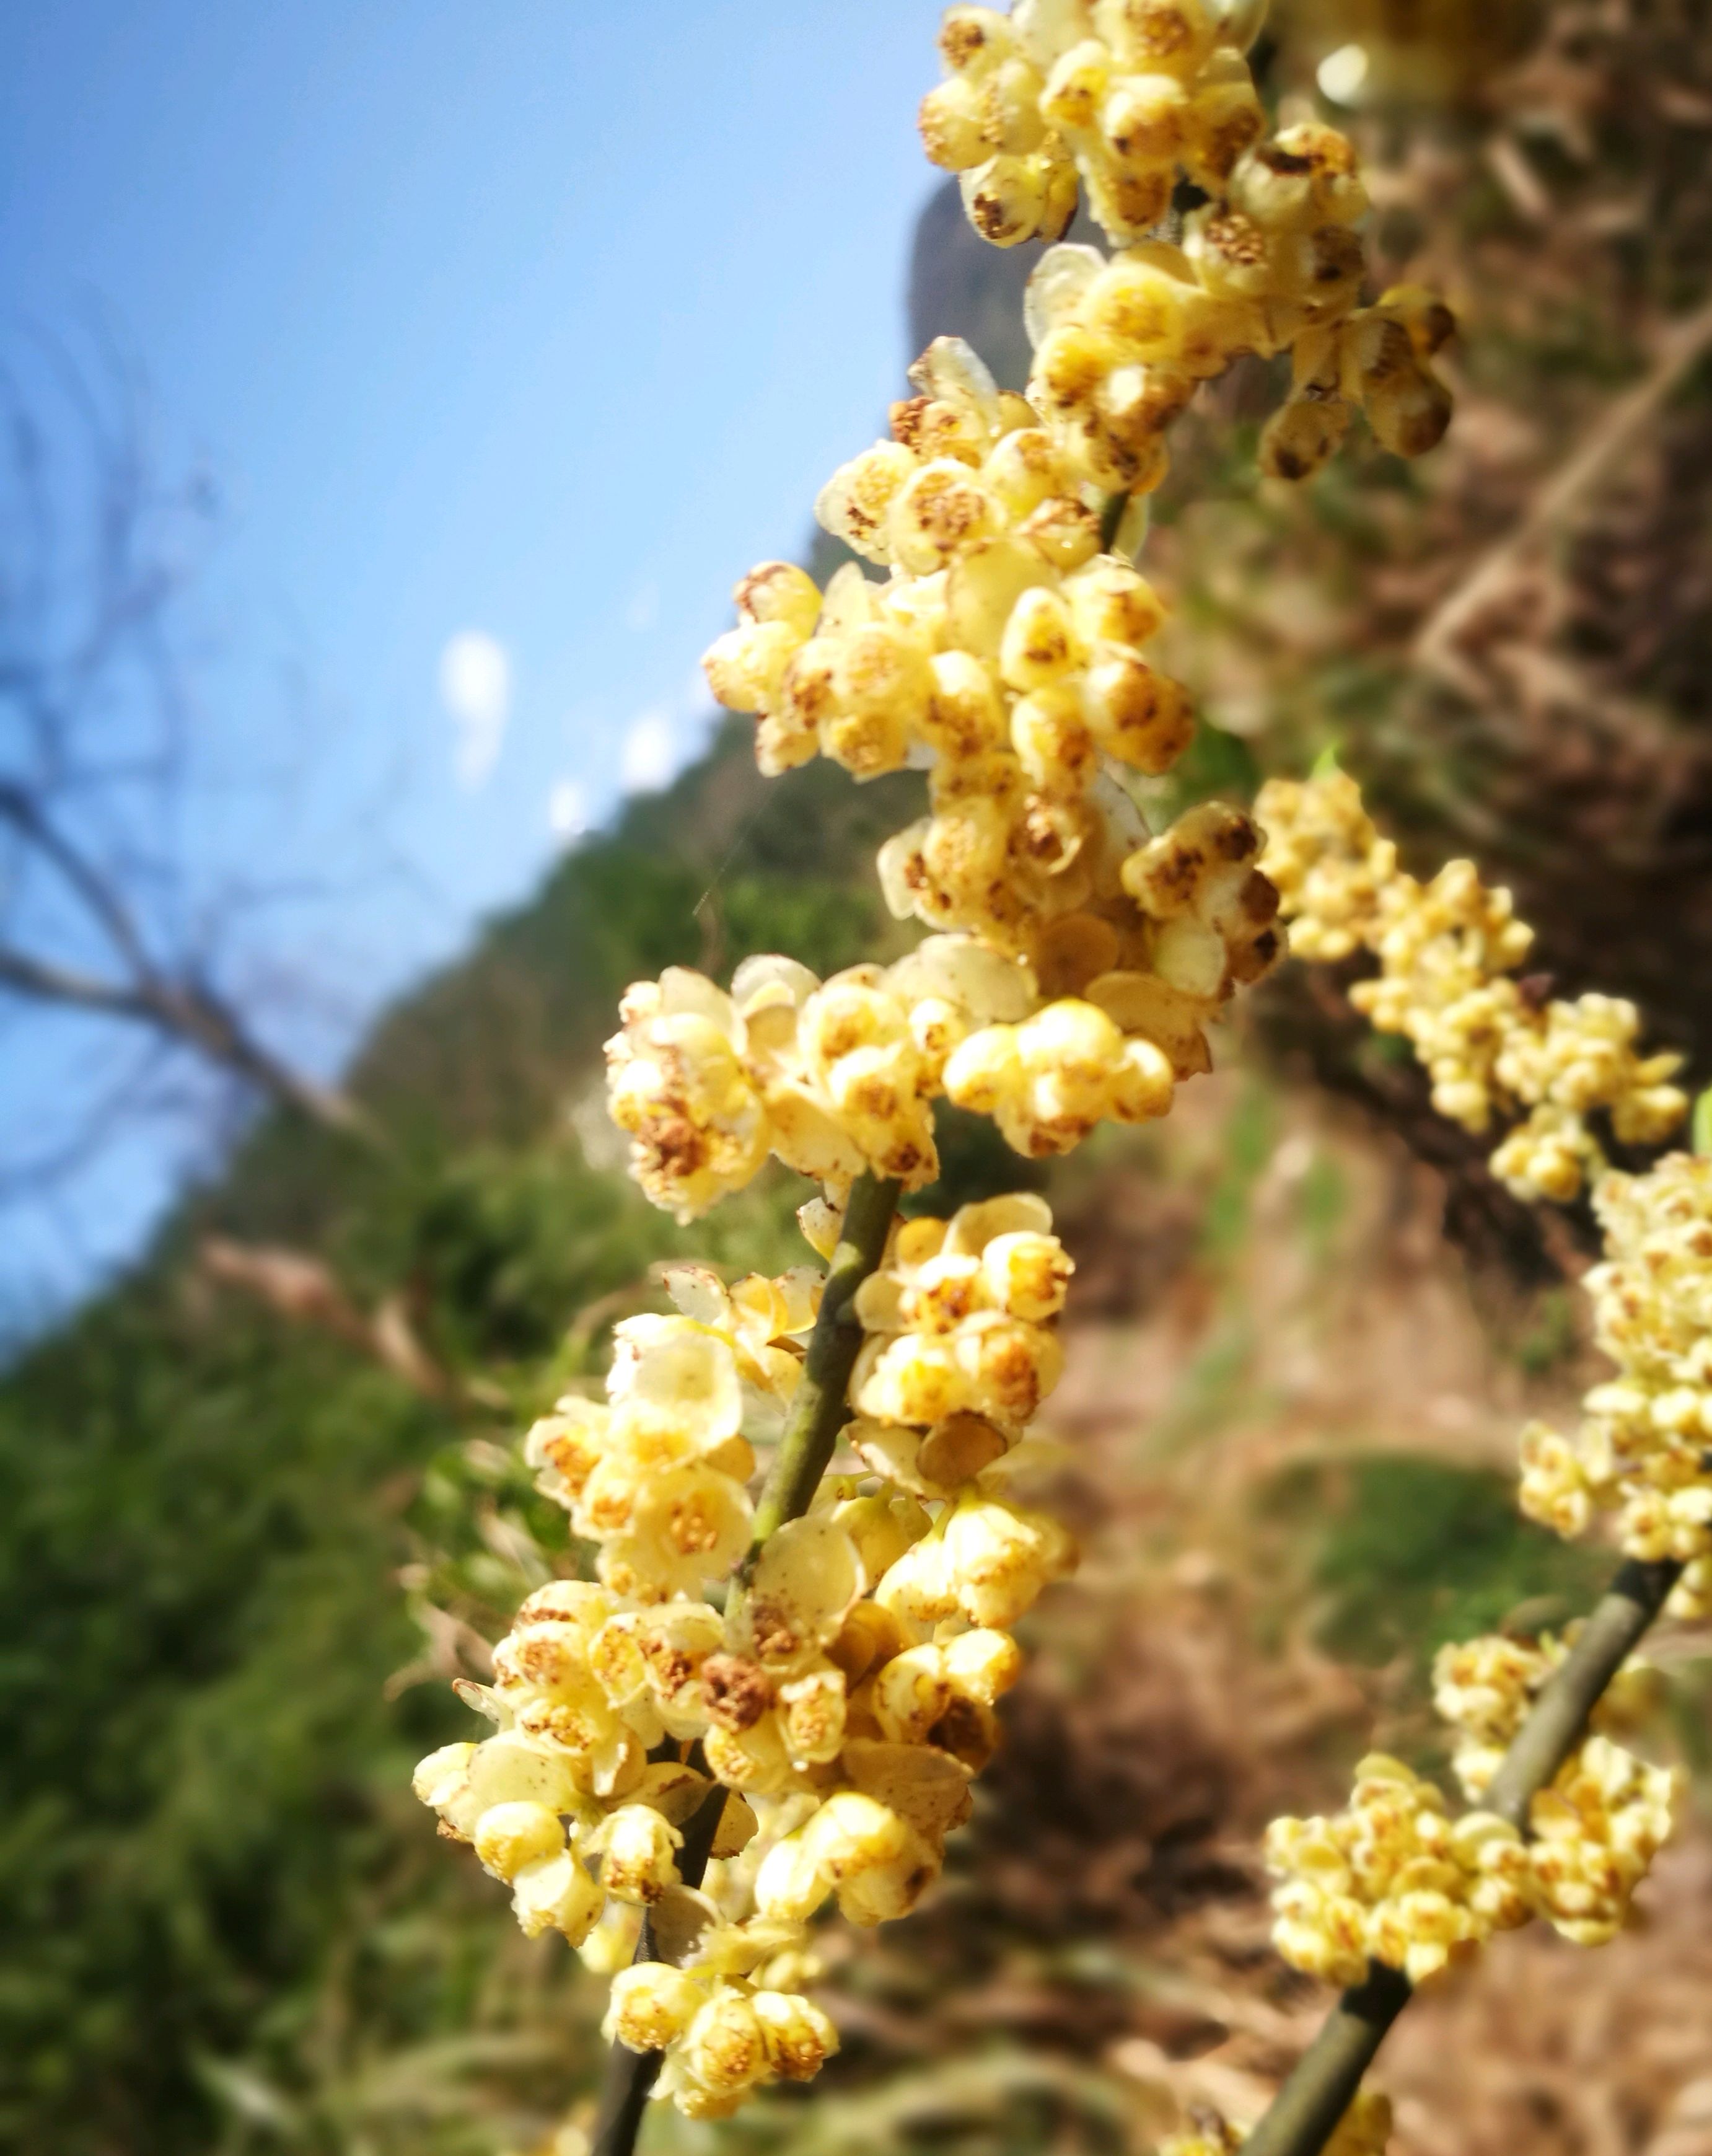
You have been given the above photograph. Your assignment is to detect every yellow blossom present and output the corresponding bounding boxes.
[1257,770,1687,1199]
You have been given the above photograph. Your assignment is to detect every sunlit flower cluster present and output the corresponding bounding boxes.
[418,1197,1081,2115]
[1430,1629,1570,1802]
[705,336,1169,786]
[413,1568,841,2121]
[1431,1629,1677,1947]
[918,0,1266,250]
[1252,764,1397,962]
[695,330,1289,1184]
[604,948,1006,1219]
[611,822,1281,1200]
[918,3,1454,492]
[1257,770,1688,1201]
[1265,1753,1531,1986]
[1526,1735,1677,1947]
[1518,1152,1712,1585]
[1268,1624,1675,1991]
[1024,235,1451,503]
[707,337,1196,922]
[938,798,1281,1148]
[522,1285,800,1602]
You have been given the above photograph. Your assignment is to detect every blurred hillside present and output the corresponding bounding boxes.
[6,6,1712,2152]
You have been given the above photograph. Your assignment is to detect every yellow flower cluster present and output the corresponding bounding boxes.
[1256,770,1688,1201]
[1432,1630,1677,1947]
[1253,763,1398,963]
[604,949,994,1219]
[604,1963,840,2119]
[1160,2089,1392,2156]
[1429,1629,1568,1802]
[1025,236,1450,501]
[915,796,1280,1150]
[416,1199,1079,2115]
[522,1284,803,1603]
[1518,1151,1712,1584]
[1265,1753,1531,1986]
[1527,1735,1677,1948]
[919,0,1264,250]
[919,3,1454,491]
[610,831,1280,1203]
[424,9,1483,2133]
[709,340,1185,788]
[695,332,1291,1180]
[416,1582,845,2124]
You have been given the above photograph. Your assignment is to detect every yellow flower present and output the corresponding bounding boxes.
[590,1803,683,1904]
[1265,1755,1527,1986]
[752,1989,840,2080]
[1257,771,1687,1200]
[602,1963,706,2052]
[512,1848,604,1943]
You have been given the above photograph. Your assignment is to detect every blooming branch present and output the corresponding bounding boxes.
[410,6,1472,2151]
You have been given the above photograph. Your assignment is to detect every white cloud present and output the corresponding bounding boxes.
[548,777,590,840]
[584,667,714,803]
[620,706,680,794]
[439,629,512,790]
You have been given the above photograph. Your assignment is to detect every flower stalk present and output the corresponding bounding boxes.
[743,1173,903,1563]
[1237,1964,1411,2156]
[589,1780,731,2156]
[1242,1553,1683,2156]
[1484,1557,1680,1828]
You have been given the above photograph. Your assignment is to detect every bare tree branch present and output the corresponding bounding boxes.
[197,1236,453,1399]
[0,337,372,1164]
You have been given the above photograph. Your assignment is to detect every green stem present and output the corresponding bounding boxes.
[1239,1965,1411,2156]
[1485,1556,1680,1828]
[743,1170,902,1564]
[1240,1552,1682,2156]
[1099,490,1128,552]
[589,1780,729,2156]
[589,1169,900,2156]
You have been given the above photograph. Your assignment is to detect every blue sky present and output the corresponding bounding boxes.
[0,0,949,1318]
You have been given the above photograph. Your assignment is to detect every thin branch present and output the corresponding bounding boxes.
[0,338,377,1178]
[1485,1556,1680,1827]
[0,942,155,1019]
[198,1236,451,1399]
[744,1172,903,1562]
[0,937,371,1137]
[1237,1967,1412,2156]
[0,780,157,980]
[137,974,373,1136]
[1239,1554,1683,2156]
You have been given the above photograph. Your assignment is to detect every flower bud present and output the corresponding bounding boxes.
[597,1803,683,1903]
[473,1801,564,1883]
[604,1962,707,2051]
[752,1989,840,2081]
[680,1989,770,2095]
[512,1849,603,1943]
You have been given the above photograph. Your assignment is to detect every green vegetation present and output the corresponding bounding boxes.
[1292,1455,1608,1675]
[0,720,926,2155]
